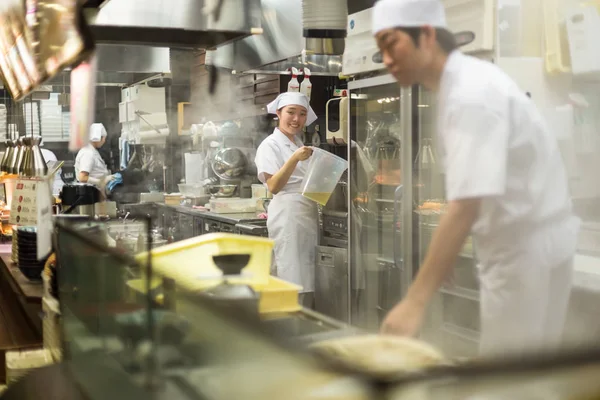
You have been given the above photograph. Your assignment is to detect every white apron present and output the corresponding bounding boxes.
[267,193,319,293]
[475,216,579,356]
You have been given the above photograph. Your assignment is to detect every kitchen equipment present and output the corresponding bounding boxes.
[1,140,15,173]
[301,148,348,206]
[211,147,247,180]
[178,183,206,197]
[315,245,349,321]
[136,233,273,288]
[10,137,24,175]
[235,220,268,237]
[251,184,272,199]
[209,198,256,214]
[60,183,101,216]
[321,210,348,248]
[202,254,258,316]
[207,184,237,198]
[20,136,47,177]
[326,97,349,144]
[565,6,600,77]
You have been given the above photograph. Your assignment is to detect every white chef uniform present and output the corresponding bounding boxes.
[254,93,319,293]
[372,0,580,356]
[437,50,580,355]
[75,123,109,185]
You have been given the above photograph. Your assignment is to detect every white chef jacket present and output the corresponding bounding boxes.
[254,128,318,293]
[437,51,580,355]
[75,144,109,182]
[254,128,310,193]
[437,51,580,267]
[40,148,64,195]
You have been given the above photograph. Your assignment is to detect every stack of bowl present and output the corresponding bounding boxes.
[11,229,18,263]
[16,227,47,281]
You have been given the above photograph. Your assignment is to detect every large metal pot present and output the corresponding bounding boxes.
[211,147,247,180]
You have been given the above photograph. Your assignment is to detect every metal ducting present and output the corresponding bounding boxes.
[213,0,347,76]
[44,44,171,87]
[85,0,262,49]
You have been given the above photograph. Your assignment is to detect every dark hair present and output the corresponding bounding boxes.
[398,27,458,54]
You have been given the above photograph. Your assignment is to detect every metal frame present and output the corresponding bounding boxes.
[346,74,414,326]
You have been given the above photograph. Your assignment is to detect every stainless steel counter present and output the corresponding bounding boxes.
[156,203,264,225]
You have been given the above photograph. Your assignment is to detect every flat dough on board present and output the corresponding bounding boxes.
[311,335,448,377]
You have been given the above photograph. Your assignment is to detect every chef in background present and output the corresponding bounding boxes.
[75,123,113,189]
[373,0,579,355]
[39,139,64,195]
[255,92,318,307]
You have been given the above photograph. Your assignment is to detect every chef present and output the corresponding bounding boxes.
[373,0,580,355]
[74,123,112,189]
[255,92,318,307]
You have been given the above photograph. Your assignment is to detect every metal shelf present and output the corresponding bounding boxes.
[440,286,480,302]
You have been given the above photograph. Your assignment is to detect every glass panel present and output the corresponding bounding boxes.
[348,81,402,330]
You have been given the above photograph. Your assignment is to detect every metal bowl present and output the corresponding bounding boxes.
[211,148,247,180]
[208,184,237,198]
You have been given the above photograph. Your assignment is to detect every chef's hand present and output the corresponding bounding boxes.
[293,146,313,162]
[381,297,426,337]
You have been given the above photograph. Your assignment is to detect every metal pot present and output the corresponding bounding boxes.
[211,147,247,180]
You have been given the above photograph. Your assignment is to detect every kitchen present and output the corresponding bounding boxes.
[1,0,600,399]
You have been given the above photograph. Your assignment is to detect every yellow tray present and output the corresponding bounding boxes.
[136,233,274,287]
[126,276,301,315]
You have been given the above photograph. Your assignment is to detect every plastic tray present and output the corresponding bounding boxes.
[127,276,301,315]
[136,233,273,287]
[254,277,302,314]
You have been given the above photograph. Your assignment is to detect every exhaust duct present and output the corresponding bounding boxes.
[214,0,347,76]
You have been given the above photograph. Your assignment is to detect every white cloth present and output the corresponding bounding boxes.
[267,92,318,125]
[255,127,318,292]
[372,0,447,35]
[255,128,311,194]
[436,51,580,355]
[75,144,109,183]
[40,148,64,195]
[89,123,107,142]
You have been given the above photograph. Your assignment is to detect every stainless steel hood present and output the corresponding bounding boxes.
[44,44,171,87]
[85,0,262,48]
[213,0,344,76]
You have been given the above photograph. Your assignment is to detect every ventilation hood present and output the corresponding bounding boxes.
[84,0,262,48]
[213,0,345,76]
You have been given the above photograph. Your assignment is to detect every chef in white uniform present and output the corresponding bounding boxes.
[75,123,112,188]
[373,0,580,355]
[255,92,319,307]
[39,139,64,195]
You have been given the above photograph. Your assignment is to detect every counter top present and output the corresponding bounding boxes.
[157,203,265,225]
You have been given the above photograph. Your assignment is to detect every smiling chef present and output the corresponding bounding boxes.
[372,0,580,355]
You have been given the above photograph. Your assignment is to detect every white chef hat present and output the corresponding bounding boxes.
[89,123,107,142]
[372,0,447,35]
[267,92,318,125]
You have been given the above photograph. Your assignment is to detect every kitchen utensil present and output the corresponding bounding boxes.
[207,184,237,198]
[300,148,348,206]
[1,140,15,173]
[20,135,47,177]
[178,183,206,198]
[211,147,247,180]
[202,254,260,316]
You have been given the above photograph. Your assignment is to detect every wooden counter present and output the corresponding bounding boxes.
[0,244,43,383]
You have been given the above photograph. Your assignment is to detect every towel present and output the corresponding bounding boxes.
[106,172,123,194]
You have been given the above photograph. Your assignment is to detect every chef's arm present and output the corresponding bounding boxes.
[405,198,480,307]
[78,171,103,186]
[263,155,300,195]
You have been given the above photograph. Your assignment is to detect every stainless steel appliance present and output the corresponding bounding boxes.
[321,210,348,248]
[347,75,480,357]
[60,183,101,216]
[315,245,349,322]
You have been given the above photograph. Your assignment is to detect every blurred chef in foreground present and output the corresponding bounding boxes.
[255,92,318,307]
[373,0,580,355]
[75,123,113,189]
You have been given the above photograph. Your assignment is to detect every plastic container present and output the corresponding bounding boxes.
[251,184,272,199]
[136,233,273,287]
[178,183,206,197]
[254,277,302,314]
[300,148,347,206]
[209,197,256,214]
